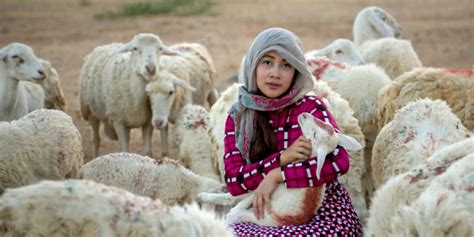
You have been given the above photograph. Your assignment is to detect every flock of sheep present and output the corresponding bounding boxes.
[0,5,472,237]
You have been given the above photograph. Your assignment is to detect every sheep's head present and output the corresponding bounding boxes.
[298,112,362,178]
[146,70,196,129]
[117,33,176,81]
[353,6,401,45]
[305,39,364,66]
[306,56,348,80]
[0,42,45,82]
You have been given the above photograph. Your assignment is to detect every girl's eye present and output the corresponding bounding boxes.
[283,63,293,69]
[262,60,272,65]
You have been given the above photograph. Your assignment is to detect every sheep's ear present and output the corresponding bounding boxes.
[161,45,177,56]
[369,11,394,37]
[172,77,196,92]
[0,49,7,62]
[337,134,363,151]
[117,43,134,53]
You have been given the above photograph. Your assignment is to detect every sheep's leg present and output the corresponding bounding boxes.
[113,122,130,152]
[90,117,101,157]
[142,122,153,157]
[160,125,169,157]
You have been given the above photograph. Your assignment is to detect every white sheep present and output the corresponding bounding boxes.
[0,109,83,193]
[352,6,401,46]
[172,104,220,180]
[38,58,66,110]
[202,112,361,227]
[372,99,470,189]
[365,137,474,237]
[390,154,474,237]
[207,82,369,222]
[79,33,176,157]
[307,57,391,209]
[352,6,422,79]
[208,83,241,183]
[0,179,232,237]
[0,42,46,121]
[305,38,365,66]
[145,54,197,156]
[79,152,225,206]
[358,37,422,80]
[170,42,218,107]
[378,67,474,131]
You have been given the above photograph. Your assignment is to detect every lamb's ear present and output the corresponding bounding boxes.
[312,115,335,135]
[337,134,363,151]
[172,77,196,92]
[369,10,394,37]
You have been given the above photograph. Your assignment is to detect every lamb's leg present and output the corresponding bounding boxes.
[90,117,101,157]
[113,121,130,152]
[103,120,118,140]
[142,122,153,157]
[160,125,169,157]
[207,88,219,107]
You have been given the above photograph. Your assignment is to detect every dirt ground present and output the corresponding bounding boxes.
[1,0,472,162]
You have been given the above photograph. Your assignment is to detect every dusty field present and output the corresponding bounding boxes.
[1,0,472,162]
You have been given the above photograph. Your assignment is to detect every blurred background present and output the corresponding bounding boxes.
[1,0,472,160]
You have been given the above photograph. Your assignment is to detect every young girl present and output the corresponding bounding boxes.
[224,28,362,235]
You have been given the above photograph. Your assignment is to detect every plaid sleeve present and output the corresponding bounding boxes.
[281,96,350,188]
[223,115,281,196]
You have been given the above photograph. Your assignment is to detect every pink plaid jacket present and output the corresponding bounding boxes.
[223,95,350,196]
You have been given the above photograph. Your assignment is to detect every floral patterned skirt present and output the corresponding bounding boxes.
[229,180,362,236]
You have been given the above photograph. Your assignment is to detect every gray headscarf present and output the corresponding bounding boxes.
[229,27,314,163]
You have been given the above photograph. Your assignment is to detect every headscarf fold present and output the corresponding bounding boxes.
[229,27,315,163]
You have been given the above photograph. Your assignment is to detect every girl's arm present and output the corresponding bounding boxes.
[223,115,281,196]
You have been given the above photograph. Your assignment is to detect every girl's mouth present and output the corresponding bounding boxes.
[266,82,281,90]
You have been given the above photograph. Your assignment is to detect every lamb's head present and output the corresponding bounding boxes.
[353,6,401,45]
[305,39,365,66]
[146,70,196,129]
[117,33,176,81]
[0,42,45,82]
[298,112,363,178]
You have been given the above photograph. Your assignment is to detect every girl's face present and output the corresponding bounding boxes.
[255,51,296,98]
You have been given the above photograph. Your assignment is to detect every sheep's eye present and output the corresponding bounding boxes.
[133,47,138,51]
[335,49,342,54]
[159,47,163,51]
[168,90,174,96]
[19,58,24,64]
[382,16,387,21]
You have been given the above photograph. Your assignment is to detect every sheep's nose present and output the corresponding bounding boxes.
[146,65,156,75]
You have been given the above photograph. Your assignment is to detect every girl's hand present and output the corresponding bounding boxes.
[253,169,282,220]
[280,135,312,166]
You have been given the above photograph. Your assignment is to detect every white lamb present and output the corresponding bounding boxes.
[79,33,176,157]
[0,42,45,121]
[172,104,220,180]
[377,67,474,131]
[170,42,218,107]
[305,38,365,66]
[352,6,401,46]
[38,58,66,111]
[0,109,83,193]
[79,152,225,206]
[372,99,470,189]
[307,57,391,206]
[390,154,474,237]
[0,179,232,237]
[365,137,474,237]
[201,112,362,227]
